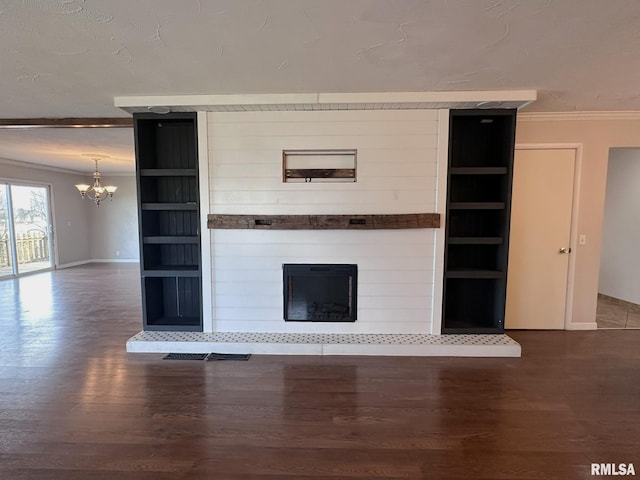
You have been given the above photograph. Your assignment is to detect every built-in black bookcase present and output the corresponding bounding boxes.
[134,112,202,331]
[442,109,516,333]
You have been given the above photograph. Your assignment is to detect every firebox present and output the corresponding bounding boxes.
[283,264,357,322]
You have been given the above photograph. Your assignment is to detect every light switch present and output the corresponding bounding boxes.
[579,234,587,245]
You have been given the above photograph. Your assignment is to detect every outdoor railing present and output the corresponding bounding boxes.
[0,232,48,267]
[0,239,8,267]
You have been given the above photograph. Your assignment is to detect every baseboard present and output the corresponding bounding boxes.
[90,259,140,263]
[57,259,139,269]
[566,322,598,331]
[56,260,92,269]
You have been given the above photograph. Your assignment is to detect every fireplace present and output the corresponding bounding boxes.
[283,264,357,322]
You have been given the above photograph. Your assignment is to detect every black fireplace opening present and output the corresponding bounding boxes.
[283,264,357,322]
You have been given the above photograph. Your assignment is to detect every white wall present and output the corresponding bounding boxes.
[89,175,139,261]
[0,159,91,266]
[516,116,640,327]
[0,161,139,267]
[207,110,440,334]
[598,148,640,304]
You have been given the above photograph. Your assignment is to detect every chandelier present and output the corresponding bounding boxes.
[75,156,117,206]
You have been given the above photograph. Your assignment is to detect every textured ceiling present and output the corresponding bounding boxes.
[1,0,640,173]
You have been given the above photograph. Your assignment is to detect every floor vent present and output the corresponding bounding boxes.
[163,353,208,360]
[208,353,251,361]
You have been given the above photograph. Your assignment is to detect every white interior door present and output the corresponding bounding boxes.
[505,148,576,329]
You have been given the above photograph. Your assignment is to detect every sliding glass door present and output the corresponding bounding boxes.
[0,185,13,278]
[0,182,54,278]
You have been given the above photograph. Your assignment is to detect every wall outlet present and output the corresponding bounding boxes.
[116,250,120,257]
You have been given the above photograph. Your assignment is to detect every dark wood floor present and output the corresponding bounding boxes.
[0,264,638,479]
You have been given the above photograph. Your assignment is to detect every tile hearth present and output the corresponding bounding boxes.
[126,331,521,357]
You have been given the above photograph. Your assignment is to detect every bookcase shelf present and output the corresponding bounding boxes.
[141,203,198,211]
[142,267,201,277]
[442,109,516,334]
[134,113,203,332]
[143,236,199,244]
[450,167,509,175]
[449,202,505,210]
[140,169,198,177]
[447,237,504,245]
[445,270,505,279]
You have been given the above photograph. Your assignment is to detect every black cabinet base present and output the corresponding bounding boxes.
[144,319,202,332]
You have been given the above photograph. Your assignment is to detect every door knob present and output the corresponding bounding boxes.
[559,247,571,254]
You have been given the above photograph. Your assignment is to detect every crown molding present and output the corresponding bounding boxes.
[0,157,85,175]
[518,111,640,122]
[0,157,135,176]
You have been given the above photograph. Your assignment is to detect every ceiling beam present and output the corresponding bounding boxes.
[0,118,133,129]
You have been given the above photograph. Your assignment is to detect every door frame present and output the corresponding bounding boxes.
[513,143,582,329]
[0,177,56,278]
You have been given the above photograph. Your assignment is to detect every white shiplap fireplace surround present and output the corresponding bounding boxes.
[120,91,536,357]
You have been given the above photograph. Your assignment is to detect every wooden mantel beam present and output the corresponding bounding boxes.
[0,118,133,129]
[208,213,440,230]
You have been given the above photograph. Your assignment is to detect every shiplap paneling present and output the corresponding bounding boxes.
[211,160,436,179]
[210,176,433,191]
[210,190,433,208]
[208,110,440,334]
[212,254,434,272]
[212,319,431,335]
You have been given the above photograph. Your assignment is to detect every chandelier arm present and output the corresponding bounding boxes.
[75,155,116,206]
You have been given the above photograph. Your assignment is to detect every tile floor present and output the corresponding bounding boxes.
[596,293,640,329]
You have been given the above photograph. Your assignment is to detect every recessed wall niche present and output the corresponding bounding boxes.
[282,149,356,183]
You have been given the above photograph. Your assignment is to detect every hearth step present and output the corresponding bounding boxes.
[128,332,522,357]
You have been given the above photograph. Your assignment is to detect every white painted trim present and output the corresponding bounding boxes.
[44,184,55,272]
[57,259,139,269]
[5,185,18,277]
[431,109,449,335]
[115,90,537,111]
[566,145,583,331]
[0,175,61,188]
[0,157,87,175]
[514,143,583,331]
[197,111,214,333]
[565,322,598,331]
[91,259,139,263]
[49,182,61,270]
[519,111,640,122]
[115,93,319,108]
[318,90,537,105]
[56,259,92,269]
